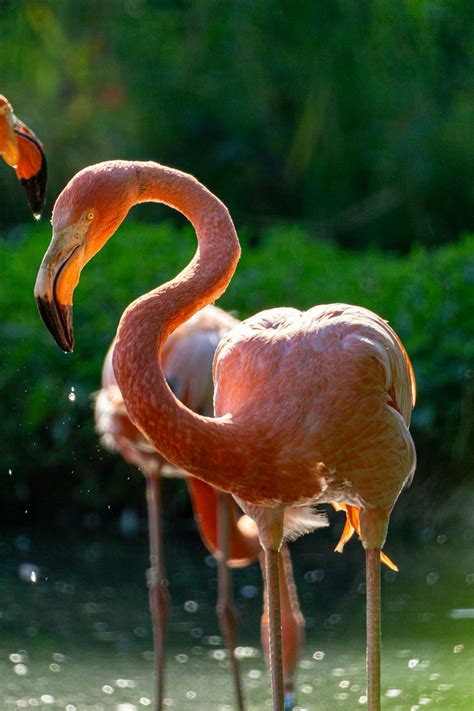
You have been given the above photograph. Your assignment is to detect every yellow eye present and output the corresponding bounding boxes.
[85,210,95,222]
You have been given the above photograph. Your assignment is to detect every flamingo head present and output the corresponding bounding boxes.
[34,161,136,352]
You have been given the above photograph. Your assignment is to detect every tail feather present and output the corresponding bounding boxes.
[332,503,398,572]
[283,506,328,542]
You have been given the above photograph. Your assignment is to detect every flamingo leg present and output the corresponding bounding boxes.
[264,545,284,710]
[366,548,381,711]
[259,545,303,711]
[249,506,285,711]
[216,492,245,711]
[146,471,171,711]
[280,544,303,711]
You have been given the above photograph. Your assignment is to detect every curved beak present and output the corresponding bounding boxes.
[34,231,83,352]
[0,97,47,218]
[14,119,47,218]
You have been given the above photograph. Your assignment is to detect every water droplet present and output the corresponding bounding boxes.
[386,689,402,698]
[453,644,464,653]
[102,685,114,694]
[14,663,28,675]
[139,699,152,707]
[408,658,419,669]
[185,691,197,700]
[9,653,24,663]
[40,695,55,704]
[49,663,60,672]
[207,635,221,646]
[313,650,325,661]
[184,600,198,613]
[175,654,188,663]
[426,572,439,585]
[68,387,76,402]
[235,646,259,659]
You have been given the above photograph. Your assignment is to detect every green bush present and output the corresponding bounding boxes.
[1,0,473,249]
[1,221,472,523]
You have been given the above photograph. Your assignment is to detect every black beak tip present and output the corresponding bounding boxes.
[35,295,74,353]
[21,160,47,217]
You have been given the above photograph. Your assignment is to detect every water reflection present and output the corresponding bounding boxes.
[0,521,472,708]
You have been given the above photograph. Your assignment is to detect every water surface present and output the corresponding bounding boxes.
[1,516,472,709]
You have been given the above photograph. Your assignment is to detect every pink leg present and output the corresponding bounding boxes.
[146,473,171,711]
[248,505,285,711]
[280,544,304,711]
[366,548,381,711]
[216,492,245,711]
[264,545,284,710]
[260,545,304,711]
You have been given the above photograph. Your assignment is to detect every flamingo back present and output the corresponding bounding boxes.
[213,303,416,515]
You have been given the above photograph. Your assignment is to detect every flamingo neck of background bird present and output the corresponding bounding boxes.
[112,162,250,495]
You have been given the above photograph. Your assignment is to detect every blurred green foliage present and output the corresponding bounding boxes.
[1,0,473,248]
[1,220,472,522]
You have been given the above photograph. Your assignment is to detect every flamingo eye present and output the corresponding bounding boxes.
[85,210,95,222]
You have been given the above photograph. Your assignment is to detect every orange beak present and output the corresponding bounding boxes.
[34,229,84,352]
[14,119,47,218]
[0,95,47,217]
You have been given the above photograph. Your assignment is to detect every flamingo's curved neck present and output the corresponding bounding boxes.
[113,163,246,495]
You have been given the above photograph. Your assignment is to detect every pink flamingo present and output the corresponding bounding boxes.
[95,305,311,710]
[35,160,416,711]
[0,94,47,217]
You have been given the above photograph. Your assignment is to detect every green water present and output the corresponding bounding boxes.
[0,516,473,710]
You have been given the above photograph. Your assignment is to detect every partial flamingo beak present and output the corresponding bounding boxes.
[35,283,74,353]
[0,95,47,217]
[34,232,83,352]
[14,120,47,218]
